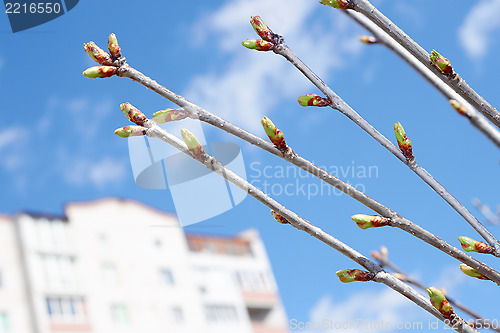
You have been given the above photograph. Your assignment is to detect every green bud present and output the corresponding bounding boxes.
[108,33,122,59]
[319,0,350,9]
[394,122,414,161]
[427,287,454,318]
[84,41,113,66]
[82,66,118,79]
[250,16,273,42]
[261,116,287,151]
[270,210,289,224]
[120,103,147,126]
[351,214,389,229]
[430,50,452,75]
[459,264,489,280]
[181,128,207,162]
[458,236,494,254]
[336,269,373,283]
[242,39,275,51]
[297,94,331,107]
[114,125,146,138]
[152,108,189,124]
[449,100,468,117]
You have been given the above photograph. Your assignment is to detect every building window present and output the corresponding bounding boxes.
[0,313,8,333]
[101,262,118,285]
[37,219,67,249]
[204,304,238,323]
[235,271,270,292]
[110,304,129,323]
[46,297,86,323]
[40,255,76,289]
[159,269,174,285]
[169,306,184,324]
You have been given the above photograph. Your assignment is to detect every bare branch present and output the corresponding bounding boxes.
[267,28,500,255]
[343,10,500,149]
[373,248,500,333]
[128,116,477,333]
[346,0,500,128]
[115,63,500,284]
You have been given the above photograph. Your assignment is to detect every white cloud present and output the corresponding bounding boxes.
[185,0,363,132]
[64,157,128,188]
[0,126,30,171]
[459,0,500,59]
[304,265,466,332]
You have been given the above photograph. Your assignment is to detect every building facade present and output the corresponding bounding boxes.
[0,198,288,333]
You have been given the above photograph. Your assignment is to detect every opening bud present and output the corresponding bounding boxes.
[319,0,351,9]
[427,287,454,318]
[297,94,331,107]
[458,236,495,254]
[351,214,389,229]
[84,42,113,66]
[261,116,287,151]
[181,129,208,162]
[394,122,414,162]
[459,264,489,280]
[430,50,452,75]
[82,66,118,79]
[270,210,290,224]
[250,16,273,42]
[336,269,374,283]
[114,125,146,138]
[153,108,189,124]
[108,33,122,59]
[242,39,275,51]
[120,103,147,126]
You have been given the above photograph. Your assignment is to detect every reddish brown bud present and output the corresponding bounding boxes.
[120,103,147,126]
[336,269,374,283]
[297,94,331,107]
[108,33,122,59]
[270,210,290,224]
[84,42,113,66]
[250,16,273,42]
[394,122,414,162]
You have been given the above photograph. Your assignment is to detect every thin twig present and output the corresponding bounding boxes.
[137,118,476,333]
[343,10,500,149]
[270,32,500,255]
[347,0,500,128]
[116,63,500,284]
[373,248,500,333]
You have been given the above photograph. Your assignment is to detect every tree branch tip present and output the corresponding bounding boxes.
[336,269,374,283]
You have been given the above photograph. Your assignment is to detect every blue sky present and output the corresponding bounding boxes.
[1,0,500,331]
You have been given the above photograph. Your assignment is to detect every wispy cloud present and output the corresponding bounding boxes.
[185,0,363,131]
[0,126,30,171]
[459,0,500,59]
[63,157,128,188]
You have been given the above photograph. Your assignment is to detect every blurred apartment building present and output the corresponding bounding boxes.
[0,198,288,333]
